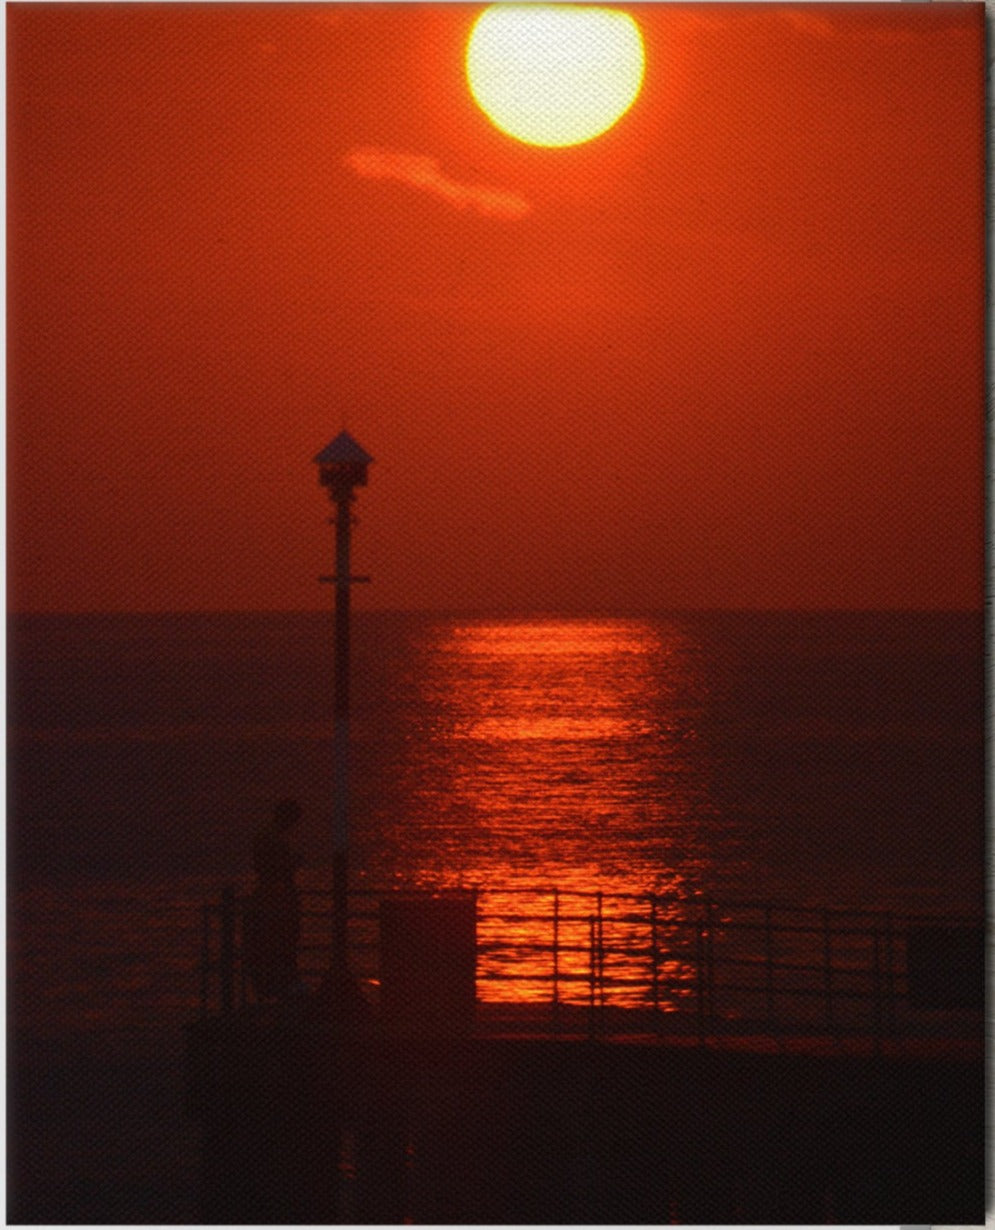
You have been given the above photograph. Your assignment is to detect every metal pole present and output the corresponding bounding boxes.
[332,492,352,979]
[315,431,373,993]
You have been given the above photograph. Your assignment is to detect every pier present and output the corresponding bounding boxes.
[185,885,982,1223]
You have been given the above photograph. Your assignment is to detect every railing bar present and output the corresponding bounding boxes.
[704,956,884,974]
[697,919,891,939]
[688,897,972,922]
[588,975,690,989]
[481,888,654,901]
[481,945,683,963]
[311,908,927,938]
[711,982,892,1002]
[476,977,614,989]
[474,973,694,988]
[296,886,977,921]
[691,916,927,939]
[477,971,617,984]
[478,943,596,956]
[480,911,653,925]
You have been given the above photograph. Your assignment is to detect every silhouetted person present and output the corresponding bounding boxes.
[243,799,302,1000]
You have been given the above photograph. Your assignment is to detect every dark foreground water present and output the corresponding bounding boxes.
[9,609,983,1036]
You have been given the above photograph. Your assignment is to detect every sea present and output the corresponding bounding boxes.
[8,609,985,1039]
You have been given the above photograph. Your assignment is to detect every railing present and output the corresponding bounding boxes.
[198,885,982,1043]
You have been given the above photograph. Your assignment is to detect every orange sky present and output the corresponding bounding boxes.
[7,3,984,613]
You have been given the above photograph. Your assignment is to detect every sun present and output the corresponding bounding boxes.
[466,5,645,148]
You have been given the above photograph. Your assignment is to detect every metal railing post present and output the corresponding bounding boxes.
[552,888,560,1035]
[220,884,237,1015]
[822,910,834,1034]
[200,902,211,1017]
[872,930,883,1052]
[588,914,597,1038]
[596,891,605,1011]
[764,905,775,1031]
[695,920,707,1044]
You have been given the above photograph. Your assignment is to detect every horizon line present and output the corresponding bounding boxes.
[7,604,984,618]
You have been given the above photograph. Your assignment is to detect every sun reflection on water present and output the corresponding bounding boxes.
[377,616,718,1006]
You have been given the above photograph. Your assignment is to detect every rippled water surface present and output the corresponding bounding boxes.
[9,610,983,1032]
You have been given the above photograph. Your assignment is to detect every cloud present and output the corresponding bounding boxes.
[344,147,531,221]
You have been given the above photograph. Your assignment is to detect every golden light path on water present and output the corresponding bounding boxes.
[378,617,718,1008]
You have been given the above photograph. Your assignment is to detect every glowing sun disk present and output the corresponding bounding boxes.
[466,5,645,148]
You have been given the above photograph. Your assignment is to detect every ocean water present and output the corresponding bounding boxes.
[8,610,984,1034]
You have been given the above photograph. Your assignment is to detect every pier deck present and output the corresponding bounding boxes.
[186,998,982,1224]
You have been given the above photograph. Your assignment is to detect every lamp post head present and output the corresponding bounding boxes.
[314,431,374,501]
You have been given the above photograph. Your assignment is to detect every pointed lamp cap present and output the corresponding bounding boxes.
[314,430,373,493]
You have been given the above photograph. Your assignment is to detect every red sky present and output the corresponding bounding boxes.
[7,3,984,613]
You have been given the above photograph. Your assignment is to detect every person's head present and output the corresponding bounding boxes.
[273,798,302,831]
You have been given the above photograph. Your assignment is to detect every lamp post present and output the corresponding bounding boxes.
[314,430,373,982]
